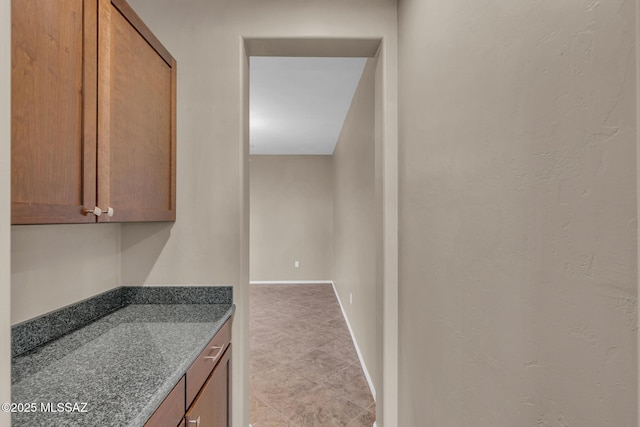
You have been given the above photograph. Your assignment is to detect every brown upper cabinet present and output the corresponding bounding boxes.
[11,0,176,224]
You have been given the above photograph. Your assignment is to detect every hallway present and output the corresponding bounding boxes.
[249,283,375,426]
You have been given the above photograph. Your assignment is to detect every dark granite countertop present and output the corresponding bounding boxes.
[11,287,234,427]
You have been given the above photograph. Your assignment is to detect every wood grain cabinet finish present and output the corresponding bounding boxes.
[145,377,185,427]
[185,317,232,408]
[11,0,98,224]
[97,0,176,222]
[185,345,231,427]
[11,0,176,224]
[144,317,232,427]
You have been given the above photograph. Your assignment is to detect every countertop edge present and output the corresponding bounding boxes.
[136,304,235,426]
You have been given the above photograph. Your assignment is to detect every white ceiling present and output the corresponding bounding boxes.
[250,57,366,155]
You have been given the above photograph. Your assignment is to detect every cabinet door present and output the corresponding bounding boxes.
[11,0,98,224]
[144,377,185,427]
[185,345,231,427]
[97,0,176,222]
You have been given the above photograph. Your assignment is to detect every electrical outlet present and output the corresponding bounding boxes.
[350,293,353,305]
[294,260,300,268]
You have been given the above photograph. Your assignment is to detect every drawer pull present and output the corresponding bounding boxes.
[84,207,102,217]
[84,207,114,217]
[187,416,200,427]
[204,346,224,362]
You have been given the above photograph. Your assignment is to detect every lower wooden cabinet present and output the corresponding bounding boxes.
[144,318,232,427]
[185,345,231,427]
[144,377,185,427]
[186,319,232,408]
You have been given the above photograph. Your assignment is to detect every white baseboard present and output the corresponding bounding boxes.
[330,281,376,402]
[250,280,333,285]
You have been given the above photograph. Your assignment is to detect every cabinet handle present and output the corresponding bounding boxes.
[83,207,114,217]
[187,416,200,427]
[204,345,224,362]
[84,207,103,217]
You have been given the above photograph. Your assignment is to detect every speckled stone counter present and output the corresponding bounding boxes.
[11,286,234,427]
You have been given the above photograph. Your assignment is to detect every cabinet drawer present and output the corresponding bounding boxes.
[145,376,185,427]
[185,346,231,427]
[186,319,231,407]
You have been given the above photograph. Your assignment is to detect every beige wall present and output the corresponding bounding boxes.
[10,9,123,325]
[11,225,121,324]
[0,1,10,425]
[3,1,397,425]
[118,1,397,426]
[250,155,333,282]
[332,58,379,395]
[398,0,637,426]
[122,1,397,286]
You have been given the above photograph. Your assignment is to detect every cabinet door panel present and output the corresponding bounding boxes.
[11,0,97,224]
[144,377,185,427]
[98,0,176,222]
[185,345,231,427]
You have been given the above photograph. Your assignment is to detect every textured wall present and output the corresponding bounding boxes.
[333,58,379,395]
[398,0,637,426]
[250,155,333,281]
[122,1,396,425]
[0,1,10,425]
[4,1,397,425]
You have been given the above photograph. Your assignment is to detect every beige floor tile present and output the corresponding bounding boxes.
[286,349,352,383]
[292,329,341,348]
[250,326,288,346]
[281,385,365,426]
[322,363,375,410]
[265,335,313,364]
[249,351,282,374]
[347,408,376,427]
[323,318,352,337]
[317,333,359,363]
[252,366,319,413]
[368,402,375,415]
[278,320,318,337]
[250,396,292,427]
[253,417,293,427]
[250,284,375,427]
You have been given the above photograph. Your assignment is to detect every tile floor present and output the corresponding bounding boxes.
[250,283,376,427]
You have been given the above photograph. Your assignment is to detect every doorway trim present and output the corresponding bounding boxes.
[636,0,640,425]
[240,36,398,427]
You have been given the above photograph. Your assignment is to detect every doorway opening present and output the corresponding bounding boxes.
[242,38,397,427]
[249,55,375,426]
